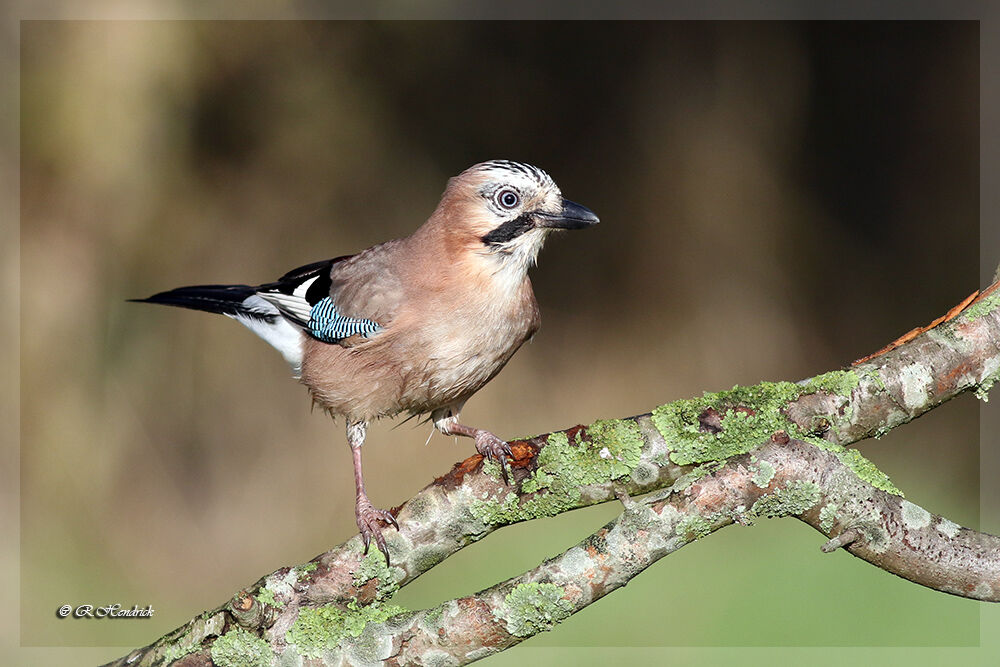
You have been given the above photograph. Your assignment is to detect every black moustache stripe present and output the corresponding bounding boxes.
[481,213,535,246]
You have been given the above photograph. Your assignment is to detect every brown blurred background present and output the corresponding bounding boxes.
[16,20,989,665]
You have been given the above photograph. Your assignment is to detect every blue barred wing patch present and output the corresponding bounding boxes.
[307,297,381,343]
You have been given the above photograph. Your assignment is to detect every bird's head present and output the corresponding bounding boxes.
[432,160,599,274]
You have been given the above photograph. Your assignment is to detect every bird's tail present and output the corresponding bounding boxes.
[130,284,265,319]
[131,283,305,369]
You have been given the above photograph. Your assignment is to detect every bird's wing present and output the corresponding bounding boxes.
[254,258,343,326]
[257,242,405,345]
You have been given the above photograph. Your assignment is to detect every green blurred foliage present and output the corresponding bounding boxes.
[17,20,987,664]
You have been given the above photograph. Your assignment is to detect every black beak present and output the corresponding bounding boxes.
[534,198,600,230]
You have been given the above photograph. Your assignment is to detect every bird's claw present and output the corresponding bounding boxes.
[356,497,398,564]
[475,431,513,485]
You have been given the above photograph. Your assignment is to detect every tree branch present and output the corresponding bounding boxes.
[374,437,1000,665]
[105,284,1000,667]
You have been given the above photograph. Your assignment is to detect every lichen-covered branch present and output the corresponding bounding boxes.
[368,438,1000,665]
[104,285,1000,667]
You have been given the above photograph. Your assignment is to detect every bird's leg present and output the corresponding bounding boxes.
[432,408,513,484]
[346,420,398,563]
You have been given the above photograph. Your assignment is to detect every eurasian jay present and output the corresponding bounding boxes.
[134,160,599,561]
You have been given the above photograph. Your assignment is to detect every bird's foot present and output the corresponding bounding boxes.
[474,430,513,485]
[355,495,399,564]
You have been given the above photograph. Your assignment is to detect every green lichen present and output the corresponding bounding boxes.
[297,562,318,577]
[469,491,521,524]
[586,418,645,476]
[805,439,902,496]
[863,367,888,392]
[256,586,283,609]
[651,381,803,465]
[801,369,861,398]
[961,289,1000,322]
[975,370,997,402]
[650,376,900,495]
[668,462,722,494]
[498,583,573,638]
[480,458,505,481]
[750,480,821,519]
[470,373,901,527]
[161,643,196,663]
[286,601,408,659]
[162,612,224,662]
[650,373,866,468]
[751,460,775,488]
[210,628,271,667]
[421,604,445,631]
[470,420,643,525]
[352,551,400,602]
[676,514,713,540]
[819,503,839,533]
[832,447,901,495]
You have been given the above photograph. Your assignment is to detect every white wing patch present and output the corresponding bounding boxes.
[227,295,304,374]
[293,276,319,298]
[257,276,318,325]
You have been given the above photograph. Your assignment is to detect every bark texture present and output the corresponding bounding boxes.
[104,284,1000,667]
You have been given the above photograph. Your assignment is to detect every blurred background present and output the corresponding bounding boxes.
[15,19,990,665]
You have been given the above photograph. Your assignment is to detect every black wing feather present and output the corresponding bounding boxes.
[132,254,356,326]
[253,255,355,325]
[265,255,354,299]
[129,284,273,321]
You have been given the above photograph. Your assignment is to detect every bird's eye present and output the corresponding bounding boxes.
[495,188,520,210]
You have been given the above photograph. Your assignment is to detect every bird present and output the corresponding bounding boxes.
[133,160,599,562]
